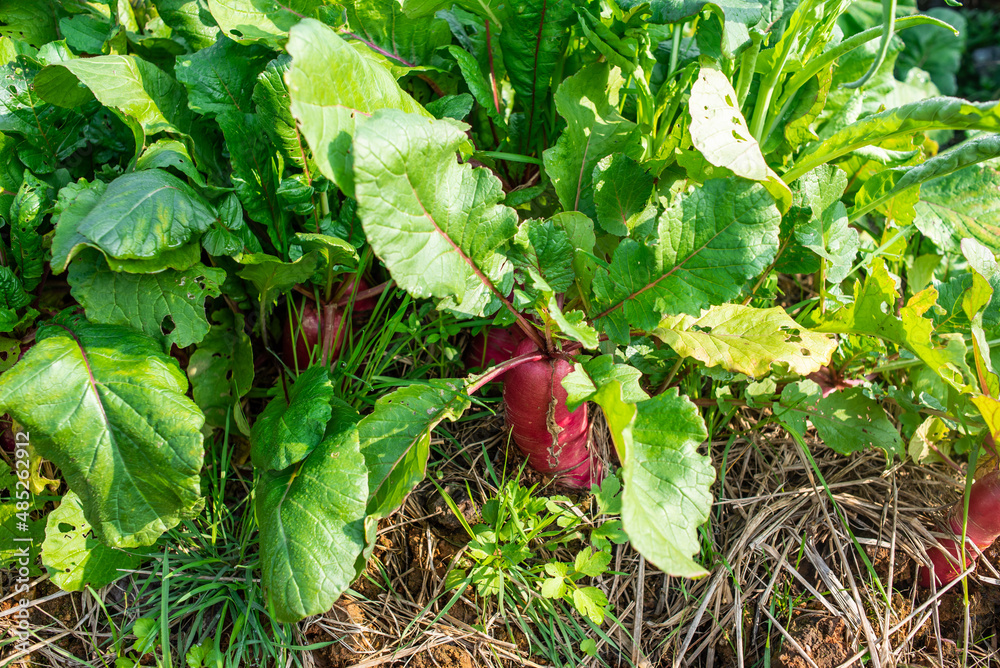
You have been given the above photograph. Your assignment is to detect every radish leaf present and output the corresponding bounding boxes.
[0,314,205,548]
[251,366,335,472]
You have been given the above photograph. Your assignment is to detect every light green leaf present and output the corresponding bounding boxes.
[563,355,648,411]
[589,383,712,578]
[359,379,470,518]
[251,367,335,471]
[286,19,430,194]
[689,64,767,181]
[912,154,1000,253]
[344,0,452,66]
[540,575,566,599]
[0,466,45,571]
[353,111,516,317]
[207,0,329,44]
[0,314,205,548]
[237,252,320,318]
[156,0,220,51]
[293,233,359,270]
[42,491,147,591]
[592,153,655,236]
[786,97,1000,182]
[593,179,781,343]
[809,259,904,342]
[851,133,1000,225]
[511,219,575,296]
[574,547,611,577]
[655,304,837,378]
[572,586,608,624]
[547,297,600,349]
[256,400,367,623]
[68,251,225,349]
[37,56,192,136]
[187,310,254,433]
[792,165,858,284]
[543,62,641,220]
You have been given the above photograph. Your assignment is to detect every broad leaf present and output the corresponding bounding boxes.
[499,0,574,143]
[0,466,46,571]
[286,19,430,194]
[786,97,1000,182]
[251,366,335,471]
[593,178,781,343]
[68,251,225,349]
[175,35,272,116]
[253,55,313,170]
[0,314,205,548]
[0,0,59,46]
[156,0,220,51]
[62,170,216,263]
[237,252,320,319]
[591,383,713,577]
[793,165,858,284]
[655,305,836,378]
[913,155,1000,253]
[353,110,517,317]
[511,219,575,296]
[359,379,470,518]
[851,133,1000,225]
[187,310,254,433]
[592,153,655,236]
[344,0,452,66]
[207,0,329,44]
[781,386,905,458]
[689,64,767,180]
[563,355,648,411]
[543,63,641,220]
[256,401,367,623]
[42,491,147,591]
[37,56,192,136]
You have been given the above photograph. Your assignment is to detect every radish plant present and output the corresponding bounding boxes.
[0,0,997,631]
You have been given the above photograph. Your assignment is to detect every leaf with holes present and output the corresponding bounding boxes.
[0,313,205,548]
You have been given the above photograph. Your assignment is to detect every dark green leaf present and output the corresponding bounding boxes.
[176,35,273,116]
[250,366,335,471]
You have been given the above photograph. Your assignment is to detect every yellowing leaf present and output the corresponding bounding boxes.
[655,304,836,378]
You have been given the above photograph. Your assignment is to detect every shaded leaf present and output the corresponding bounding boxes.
[250,366,335,471]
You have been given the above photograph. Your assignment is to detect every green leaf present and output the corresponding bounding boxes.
[589,383,712,578]
[426,93,474,121]
[574,547,611,577]
[792,165,858,284]
[286,19,430,195]
[37,56,192,136]
[207,0,329,44]
[851,133,1000,225]
[344,0,452,66]
[511,218,575,296]
[655,304,837,378]
[175,35,272,117]
[593,179,781,343]
[237,252,320,318]
[543,62,641,220]
[499,0,574,140]
[808,259,904,343]
[251,367,335,471]
[0,314,205,548]
[42,491,147,591]
[294,233,359,270]
[256,400,367,623]
[572,586,609,624]
[785,387,904,458]
[202,193,262,259]
[156,0,220,51]
[0,465,46,571]
[73,170,216,262]
[563,355,648,411]
[9,170,49,291]
[68,251,225,349]
[359,379,470,518]
[592,153,655,236]
[0,56,89,173]
[447,46,505,128]
[253,55,313,171]
[786,97,1000,182]
[216,111,285,244]
[912,154,1000,254]
[135,139,208,188]
[540,575,566,599]
[0,0,59,46]
[187,310,254,433]
[353,110,516,317]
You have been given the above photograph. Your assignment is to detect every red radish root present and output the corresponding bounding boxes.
[464,327,524,371]
[920,468,1000,587]
[281,298,346,369]
[502,339,602,489]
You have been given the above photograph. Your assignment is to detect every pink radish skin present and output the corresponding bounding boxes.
[502,339,602,489]
[340,277,377,312]
[920,468,1000,587]
[464,327,525,371]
